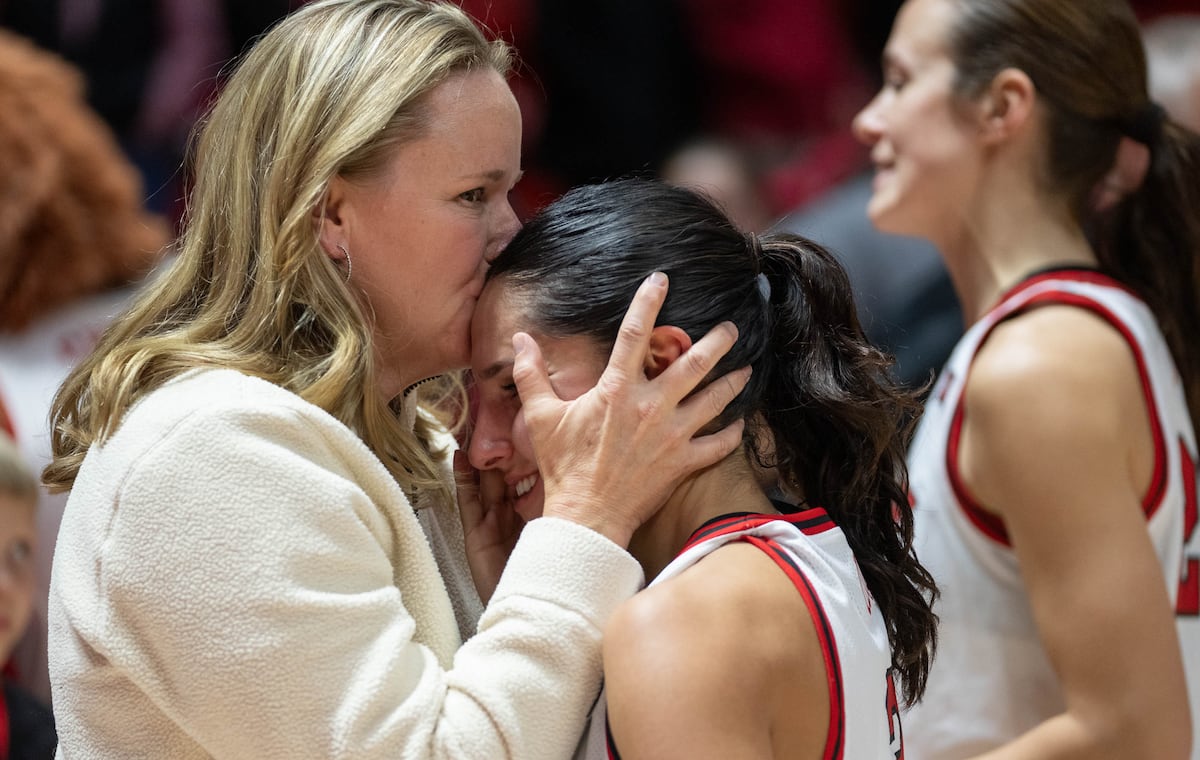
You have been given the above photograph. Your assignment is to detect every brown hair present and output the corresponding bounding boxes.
[0,29,169,331]
[946,0,1200,432]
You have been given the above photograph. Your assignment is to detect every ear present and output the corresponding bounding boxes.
[314,175,351,262]
[643,325,693,379]
[977,67,1036,145]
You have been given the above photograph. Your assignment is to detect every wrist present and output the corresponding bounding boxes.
[541,498,636,548]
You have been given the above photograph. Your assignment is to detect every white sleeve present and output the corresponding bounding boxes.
[87,406,642,759]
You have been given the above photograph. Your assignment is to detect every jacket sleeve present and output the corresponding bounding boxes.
[87,404,643,759]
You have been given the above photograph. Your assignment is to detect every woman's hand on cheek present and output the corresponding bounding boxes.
[454,450,524,604]
[511,272,750,548]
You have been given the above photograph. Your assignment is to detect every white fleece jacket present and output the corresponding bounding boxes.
[48,368,643,759]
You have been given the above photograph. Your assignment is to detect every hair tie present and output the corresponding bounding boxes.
[1121,101,1166,148]
[746,232,764,274]
[756,272,771,303]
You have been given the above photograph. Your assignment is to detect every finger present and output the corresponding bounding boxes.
[676,364,753,432]
[602,272,669,383]
[656,320,740,404]
[478,467,508,512]
[511,332,558,410]
[686,418,748,471]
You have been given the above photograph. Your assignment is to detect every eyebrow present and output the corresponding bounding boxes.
[461,169,525,184]
[477,359,514,381]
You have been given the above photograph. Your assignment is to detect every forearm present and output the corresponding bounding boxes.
[56,395,644,759]
[75,506,640,760]
[971,709,1190,760]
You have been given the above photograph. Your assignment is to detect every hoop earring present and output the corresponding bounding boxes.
[337,244,352,284]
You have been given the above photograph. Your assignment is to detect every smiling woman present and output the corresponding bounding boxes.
[853,0,1200,757]
[39,2,748,758]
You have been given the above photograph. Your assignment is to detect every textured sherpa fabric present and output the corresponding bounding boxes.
[48,368,643,759]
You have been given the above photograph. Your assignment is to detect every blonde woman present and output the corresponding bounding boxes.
[43,1,747,757]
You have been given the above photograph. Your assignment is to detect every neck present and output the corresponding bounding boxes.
[937,159,1098,324]
[628,451,777,580]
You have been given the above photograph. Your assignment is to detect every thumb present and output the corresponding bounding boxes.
[511,332,561,411]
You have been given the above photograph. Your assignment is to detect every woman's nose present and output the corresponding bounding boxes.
[852,93,885,147]
[467,408,514,471]
[485,200,522,264]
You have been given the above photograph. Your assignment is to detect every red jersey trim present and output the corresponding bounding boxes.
[0,388,15,440]
[0,681,9,760]
[990,268,1141,311]
[948,287,1170,547]
[681,508,835,554]
[744,534,845,760]
[605,714,622,760]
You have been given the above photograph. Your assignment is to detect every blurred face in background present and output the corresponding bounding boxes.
[0,493,35,663]
[852,0,985,242]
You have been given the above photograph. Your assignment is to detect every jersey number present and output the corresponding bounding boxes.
[1178,438,1199,616]
[886,668,904,759]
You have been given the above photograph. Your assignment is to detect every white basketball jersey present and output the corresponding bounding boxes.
[574,508,905,759]
[904,268,1199,758]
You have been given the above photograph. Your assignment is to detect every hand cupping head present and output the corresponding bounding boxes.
[468,178,913,519]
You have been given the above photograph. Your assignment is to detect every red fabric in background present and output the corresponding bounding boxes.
[1133,0,1200,20]
[458,0,873,216]
[681,0,869,140]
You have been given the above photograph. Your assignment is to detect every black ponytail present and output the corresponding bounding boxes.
[753,236,938,705]
[1100,121,1200,435]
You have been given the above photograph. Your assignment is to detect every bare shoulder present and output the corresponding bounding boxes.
[964,304,1142,439]
[607,541,815,659]
[968,304,1142,414]
[962,304,1153,515]
[602,541,828,758]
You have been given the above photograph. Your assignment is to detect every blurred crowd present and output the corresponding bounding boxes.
[1,0,1193,229]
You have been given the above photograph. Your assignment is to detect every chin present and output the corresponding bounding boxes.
[433,335,472,376]
[868,199,924,240]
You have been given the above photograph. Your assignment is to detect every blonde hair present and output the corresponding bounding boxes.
[45,0,511,504]
[0,436,37,508]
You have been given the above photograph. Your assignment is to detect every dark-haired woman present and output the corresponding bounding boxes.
[853,0,1200,756]
[468,177,938,759]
